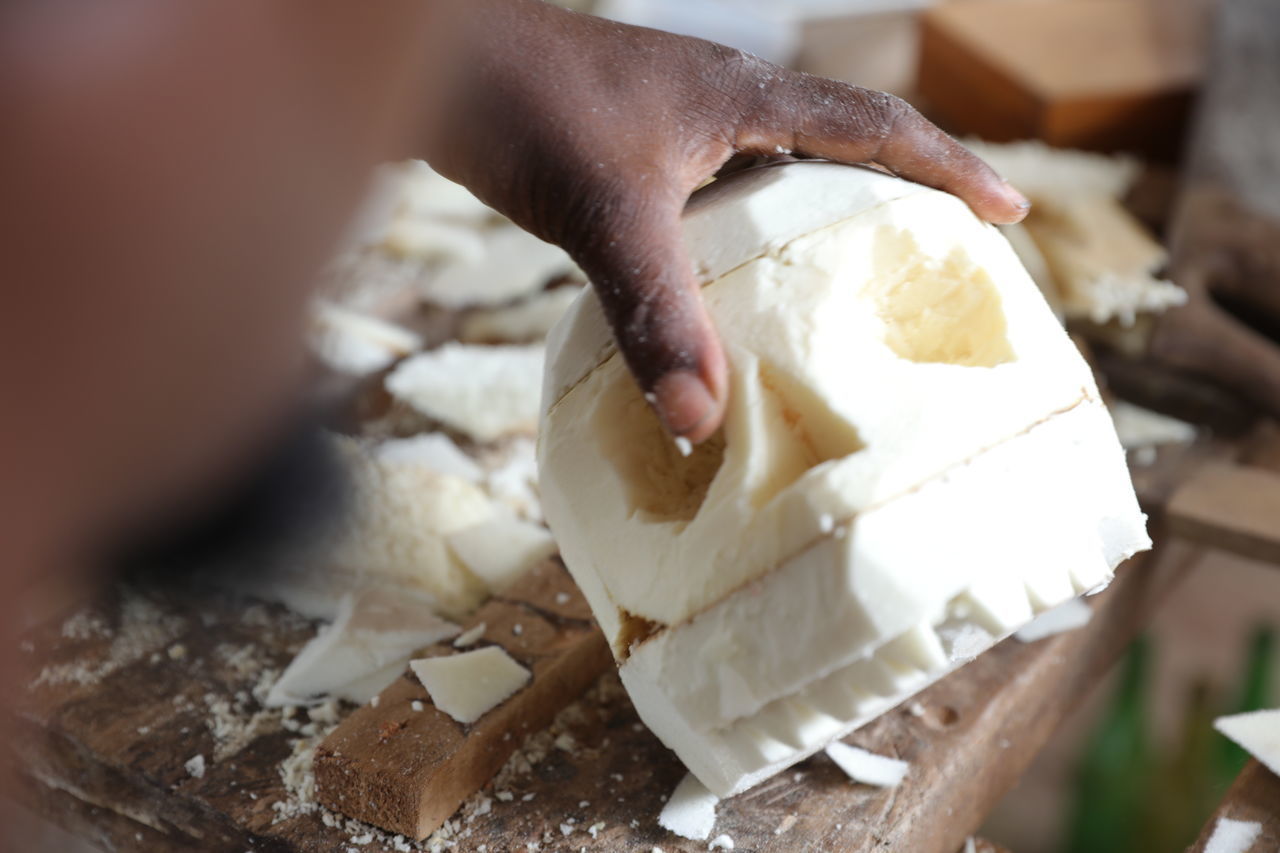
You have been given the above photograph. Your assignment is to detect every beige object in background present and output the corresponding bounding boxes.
[538,162,1149,797]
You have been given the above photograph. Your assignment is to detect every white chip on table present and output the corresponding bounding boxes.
[308,300,423,377]
[267,587,460,707]
[421,224,580,309]
[386,343,544,443]
[447,511,557,593]
[460,286,584,344]
[657,773,718,841]
[1204,817,1263,853]
[825,742,909,787]
[411,647,531,724]
[1215,709,1280,777]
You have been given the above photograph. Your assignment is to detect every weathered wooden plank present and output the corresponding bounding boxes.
[1187,761,1280,853]
[1168,463,1280,565]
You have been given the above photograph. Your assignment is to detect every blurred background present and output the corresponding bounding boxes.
[11,0,1277,851]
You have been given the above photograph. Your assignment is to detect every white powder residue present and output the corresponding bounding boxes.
[32,593,186,689]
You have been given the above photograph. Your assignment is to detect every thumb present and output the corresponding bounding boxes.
[570,194,728,444]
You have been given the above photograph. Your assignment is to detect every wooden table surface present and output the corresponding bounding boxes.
[8,525,1198,853]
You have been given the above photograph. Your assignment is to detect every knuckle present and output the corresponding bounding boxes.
[695,45,787,126]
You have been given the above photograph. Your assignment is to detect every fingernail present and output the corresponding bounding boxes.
[1003,181,1031,211]
[651,370,716,439]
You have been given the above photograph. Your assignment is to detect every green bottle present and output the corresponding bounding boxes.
[1142,680,1219,852]
[1063,637,1153,853]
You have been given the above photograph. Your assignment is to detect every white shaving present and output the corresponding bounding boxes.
[825,742,909,787]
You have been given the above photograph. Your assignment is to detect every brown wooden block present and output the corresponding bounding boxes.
[917,0,1210,159]
[1168,462,1280,565]
[313,560,612,839]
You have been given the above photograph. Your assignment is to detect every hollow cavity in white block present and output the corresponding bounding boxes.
[658,774,718,841]
[825,742,908,787]
[708,834,735,850]
[1204,817,1263,853]
[411,647,530,724]
[1215,709,1280,778]
[386,344,544,443]
[539,162,1149,797]
[1015,597,1093,643]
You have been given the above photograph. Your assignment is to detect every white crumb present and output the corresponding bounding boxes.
[674,436,693,457]
[184,754,206,779]
[411,701,425,712]
[709,835,735,850]
[1204,817,1262,853]
[555,592,571,605]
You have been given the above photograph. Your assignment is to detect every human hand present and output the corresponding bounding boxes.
[427,0,1030,442]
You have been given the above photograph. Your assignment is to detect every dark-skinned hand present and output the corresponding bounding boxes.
[427,0,1030,443]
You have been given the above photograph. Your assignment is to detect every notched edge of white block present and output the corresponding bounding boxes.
[410,646,531,725]
[1204,817,1263,853]
[1014,597,1093,643]
[1214,708,1280,778]
[824,742,909,787]
[658,773,719,841]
